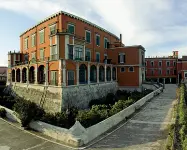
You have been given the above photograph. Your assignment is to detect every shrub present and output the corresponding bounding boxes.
[88,97,105,108]
[0,108,6,118]
[76,110,102,128]
[13,100,45,127]
[104,93,116,105]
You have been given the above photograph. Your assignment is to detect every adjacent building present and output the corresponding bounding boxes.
[145,51,187,84]
[7,11,145,113]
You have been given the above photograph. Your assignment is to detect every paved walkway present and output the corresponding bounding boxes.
[88,84,177,150]
[0,119,73,150]
[0,84,177,150]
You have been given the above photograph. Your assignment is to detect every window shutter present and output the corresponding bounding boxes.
[118,55,120,63]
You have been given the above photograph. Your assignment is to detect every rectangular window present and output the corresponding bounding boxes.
[118,53,125,63]
[31,34,36,47]
[166,61,170,67]
[96,34,100,46]
[68,24,75,34]
[50,45,58,60]
[74,45,83,60]
[68,71,74,85]
[151,61,154,67]
[167,69,170,75]
[104,54,107,64]
[96,52,100,62]
[50,71,57,85]
[86,30,91,43]
[104,37,108,49]
[40,48,44,61]
[159,61,162,67]
[24,38,28,50]
[120,67,125,72]
[50,24,56,35]
[173,61,176,66]
[159,69,162,75]
[85,48,91,61]
[39,29,45,44]
[151,70,154,75]
[68,45,73,60]
[31,52,36,63]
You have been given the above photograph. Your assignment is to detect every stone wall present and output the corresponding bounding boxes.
[6,83,62,113]
[62,82,118,109]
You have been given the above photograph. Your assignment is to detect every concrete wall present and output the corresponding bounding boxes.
[6,82,62,113]
[62,82,118,109]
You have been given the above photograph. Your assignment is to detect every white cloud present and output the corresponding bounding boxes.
[0,0,187,62]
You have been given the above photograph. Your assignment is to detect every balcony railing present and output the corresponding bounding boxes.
[57,29,85,40]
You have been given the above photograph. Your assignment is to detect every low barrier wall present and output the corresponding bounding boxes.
[0,105,21,123]
[1,87,163,147]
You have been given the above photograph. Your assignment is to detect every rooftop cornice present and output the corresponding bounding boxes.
[20,11,119,40]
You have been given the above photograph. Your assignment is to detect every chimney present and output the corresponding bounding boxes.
[120,34,122,43]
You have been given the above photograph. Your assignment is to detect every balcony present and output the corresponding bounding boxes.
[57,29,85,41]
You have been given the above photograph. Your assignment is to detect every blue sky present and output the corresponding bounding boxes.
[1,0,187,66]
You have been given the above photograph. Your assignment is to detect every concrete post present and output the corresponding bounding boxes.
[27,67,29,84]
[35,64,38,84]
[111,65,113,81]
[45,59,49,86]
[88,62,90,84]
[97,65,99,83]
[104,64,107,82]
[62,59,66,86]
[20,68,22,83]
[15,69,16,82]
[76,62,79,85]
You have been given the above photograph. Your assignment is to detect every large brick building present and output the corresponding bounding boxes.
[7,11,145,112]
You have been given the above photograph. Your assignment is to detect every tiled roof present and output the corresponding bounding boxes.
[20,11,119,39]
[0,67,7,75]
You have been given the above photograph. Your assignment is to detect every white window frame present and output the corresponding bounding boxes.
[31,34,36,47]
[39,29,45,44]
[120,67,125,72]
[166,61,170,67]
[128,66,134,72]
[151,61,154,67]
[49,24,56,35]
[85,30,91,43]
[85,48,91,61]
[96,52,100,62]
[173,61,176,66]
[104,37,108,49]
[67,23,75,34]
[50,45,57,60]
[24,38,28,50]
[119,53,125,63]
[96,34,100,46]
[167,69,170,75]
[40,48,44,61]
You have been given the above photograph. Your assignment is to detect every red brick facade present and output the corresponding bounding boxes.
[7,11,145,89]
